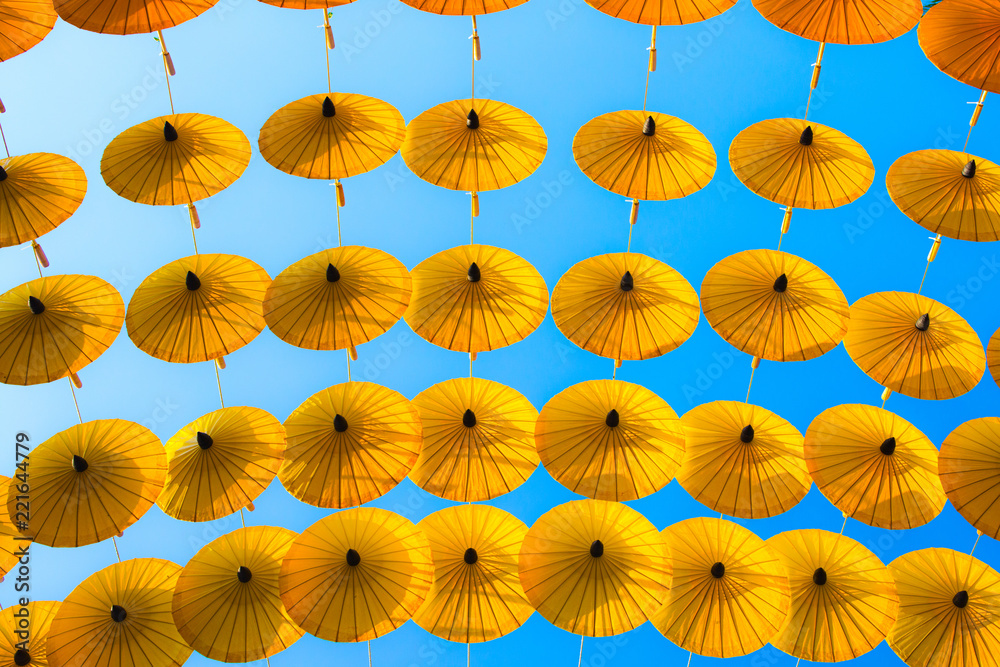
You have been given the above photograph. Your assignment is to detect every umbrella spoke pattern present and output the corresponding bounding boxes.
[753,0,921,45]
[0,0,56,61]
[54,0,218,33]
[0,152,87,248]
[584,0,737,25]
[919,0,1000,94]
[939,417,1000,540]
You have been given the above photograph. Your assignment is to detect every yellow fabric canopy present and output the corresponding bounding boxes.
[263,245,411,351]
[398,0,526,15]
[519,499,669,637]
[6,419,166,547]
[0,274,123,386]
[701,248,849,362]
[0,153,87,248]
[939,417,1000,539]
[989,325,1000,389]
[47,558,192,667]
[126,253,270,363]
[551,252,700,361]
[887,149,1000,242]
[402,99,546,192]
[405,244,548,354]
[157,406,286,522]
[102,113,250,205]
[844,291,985,400]
[889,548,1000,667]
[0,0,56,61]
[919,0,1000,94]
[54,0,217,33]
[413,505,532,642]
[172,526,303,662]
[279,381,422,508]
[584,0,736,25]
[767,529,898,662]
[279,507,434,642]
[572,110,716,200]
[535,379,685,500]
[258,93,405,180]
[409,377,538,501]
[729,118,874,209]
[805,403,945,529]
[654,516,790,657]
[677,400,810,518]
[0,600,59,667]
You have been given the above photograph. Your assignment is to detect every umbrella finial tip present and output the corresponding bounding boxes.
[463,409,477,427]
[467,109,480,129]
[740,425,754,443]
[879,437,896,455]
[642,116,655,136]
[333,414,348,433]
[237,566,252,583]
[467,263,482,282]
[620,271,634,292]
[953,590,970,608]
[110,605,127,623]
[589,540,604,558]
[710,561,726,578]
[799,126,814,146]
[164,121,178,142]
[0,164,7,182]
[185,271,201,291]
[13,649,29,666]
[812,567,828,585]
[463,548,479,564]
[605,409,620,427]
[28,296,44,314]
[196,431,213,449]
[773,274,788,293]
[915,313,930,331]
[346,548,361,567]
[322,96,336,117]
[963,160,977,178]
[72,454,88,473]
[326,263,341,282]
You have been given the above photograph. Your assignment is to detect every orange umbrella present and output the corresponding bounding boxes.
[0,0,56,61]
[584,0,737,25]
[939,417,1000,540]
[919,0,1000,94]
[54,0,217,34]
[0,152,87,251]
[399,0,526,15]
[754,0,921,44]
[989,324,1000,389]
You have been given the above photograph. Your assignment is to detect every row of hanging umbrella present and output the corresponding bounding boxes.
[2,503,997,667]
[6,382,1000,555]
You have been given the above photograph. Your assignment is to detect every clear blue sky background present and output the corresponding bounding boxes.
[1,0,998,665]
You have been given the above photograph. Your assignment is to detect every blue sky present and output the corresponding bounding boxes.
[1,0,999,665]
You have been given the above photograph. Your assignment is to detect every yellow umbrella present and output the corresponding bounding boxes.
[0,274,124,386]
[939,417,1000,539]
[653,516,790,658]
[584,0,736,25]
[156,406,286,522]
[551,252,700,362]
[887,149,1000,242]
[0,0,55,61]
[919,0,1000,94]
[754,0,921,44]
[172,526,303,662]
[409,377,538,501]
[278,381,422,508]
[701,249,849,362]
[405,244,548,355]
[413,504,532,642]
[535,379,685,501]
[54,0,216,34]
[677,400,810,518]
[989,325,1000,389]
[729,118,874,209]
[0,153,87,250]
[257,0,356,8]
[0,601,59,667]
[399,0,525,15]
[258,92,405,181]
[101,113,251,210]
[767,529,899,662]
[401,98,547,192]
[263,245,411,353]
[518,499,669,637]
[279,506,434,642]
[126,253,270,364]
[805,403,946,529]
[6,419,166,548]
[0,475,23,579]
[572,110,716,201]
[889,548,1000,667]
[46,558,192,667]
[844,291,985,400]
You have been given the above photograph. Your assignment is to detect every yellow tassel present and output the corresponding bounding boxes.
[349,345,358,361]
[31,240,49,268]
[216,357,226,370]
[971,90,987,127]
[648,48,656,72]
[928,236,941,262]
[629,199,639,225]
[323,9,335,49]
[246,502,255,512]
[880,386,891,402]
[471,191,479,217]
[781,208,792,234]
[615,359,622,368]
[470,350,478,362]
[0,97,6,113]
[751,356,760,369]
[117,531,124,538]
[336,181,346,207]
[188,203,201,229]
[472,33,481,61]
[157,30,176,75]
[70,372,83,388]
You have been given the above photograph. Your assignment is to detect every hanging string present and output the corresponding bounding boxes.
[641,26,655,114]
[111,536,122,562]
[467,642,470,667]
[68,379,84,424]
[626,217,634,254]
[214,362,225,408]
[577,636,584,667]
[33,249,43,278]
[744,364,756,403]
[0,121,8,157]
[157,31,176,115]
[964,90,987,152]
[324,8,333,94]
[970,531,982,556]
[839,513,848,535]
[471,16,476,103]
[368,640,373,667]
[335,182,343,246]
[685,651,693,667]
[346,350,353,382]
[190,218,200,254]
[880,391,888,410]
[240,507,246,529]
